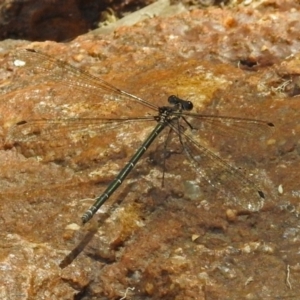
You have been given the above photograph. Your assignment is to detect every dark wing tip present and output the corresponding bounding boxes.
[258,190,265,199]
[25,48,36,53]
[16,120,27,125]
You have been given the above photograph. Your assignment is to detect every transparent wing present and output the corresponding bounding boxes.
[5,117,156,167]
[8,49,157,117]
[1,49,160,166]
[163,119,267,212]
[182,113,274,140]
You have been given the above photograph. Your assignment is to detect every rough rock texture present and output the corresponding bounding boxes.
[0,0,156,41]
[1,1,300,299]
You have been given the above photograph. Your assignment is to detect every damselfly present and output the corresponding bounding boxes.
[4,49,274,224]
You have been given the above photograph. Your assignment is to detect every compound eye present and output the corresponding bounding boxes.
[183,101,193,110]
[168,95,179,104]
